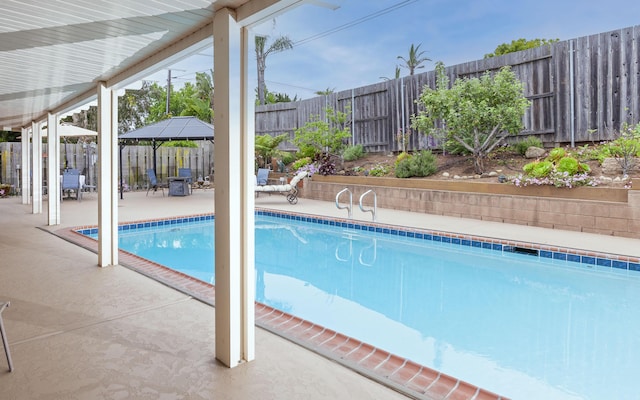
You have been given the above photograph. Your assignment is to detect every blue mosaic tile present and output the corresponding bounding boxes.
[471,241,482,248]
[452,238,461,245]
[462,239,471,247]
[629,262,640,271]
[482,242,492,249]
[415,233,423,239]
[424,234,432,241]
[567,254,581,263]
[399,231,407,237]
[596,258,612,267]
[433,235,442,242]
[582,256,596,265]
[612,260,628,270]
[442,237,451,243]
[553,252,567,261]
[540,250,553,258]
[492,243,502,251]
[390,229,398,235]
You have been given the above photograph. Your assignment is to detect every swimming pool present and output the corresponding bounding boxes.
[84,212,640,399]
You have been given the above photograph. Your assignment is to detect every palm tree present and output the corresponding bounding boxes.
[380,66,401,81]
[195,70,214,122]
[255,35,293,105]
[397,43,431,75]
[314,87,335,96]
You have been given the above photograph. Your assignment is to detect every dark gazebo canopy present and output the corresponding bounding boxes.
[118,116,214,198]
[119,116,214,142]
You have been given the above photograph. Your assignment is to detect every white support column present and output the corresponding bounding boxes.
[31,121,43,214]
[213,7,255,368]
[47,114,61,225]
[20,127,30,204]
[96,82,119,267]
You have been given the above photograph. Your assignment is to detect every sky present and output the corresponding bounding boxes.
[143,0,640,100]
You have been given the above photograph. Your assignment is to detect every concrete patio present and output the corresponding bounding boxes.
[1,188,638,399]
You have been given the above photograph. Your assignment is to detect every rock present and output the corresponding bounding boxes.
[453,175,461,179]
[599,176,613,184]
[488,171,498,177]
[601,158,622,175]
[474,175,482,179]
[525,146,546,159]
[442,172,450,178]
[614,177,622,182]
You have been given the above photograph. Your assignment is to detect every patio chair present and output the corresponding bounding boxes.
[61,168,82,201]
[146,169,165,196]
[0,301,13,372]
[178,168,192,194]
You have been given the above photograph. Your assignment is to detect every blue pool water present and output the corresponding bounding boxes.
[93,214,640,399]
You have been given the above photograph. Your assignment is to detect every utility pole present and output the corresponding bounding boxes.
[166,69,171,115]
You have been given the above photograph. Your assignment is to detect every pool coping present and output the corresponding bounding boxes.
[55,209,640,400]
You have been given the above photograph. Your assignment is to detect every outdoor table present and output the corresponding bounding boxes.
[168,177,190,196]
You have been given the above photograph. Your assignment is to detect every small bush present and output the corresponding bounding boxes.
[547,147,566,162]
[523,160,554,178]
[395,150,438,178]
[513,136,543,155]
[281,152,296,165]
[292,157,312,171]
[368,163,391,177]
[317,154,336,176]
[395,151,411,166]
[342,144,364,161]
[556,157,580,175]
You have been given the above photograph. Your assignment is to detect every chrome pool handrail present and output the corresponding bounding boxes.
[336,188,352,218]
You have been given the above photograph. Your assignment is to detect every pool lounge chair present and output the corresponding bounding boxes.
[254,170,308,204]
[146,169,165,196]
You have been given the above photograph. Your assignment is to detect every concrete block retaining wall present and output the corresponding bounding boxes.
[302,176,640,239]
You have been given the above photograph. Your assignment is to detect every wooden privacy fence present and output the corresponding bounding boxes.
[256,24,640,152]
[0,142,215,192]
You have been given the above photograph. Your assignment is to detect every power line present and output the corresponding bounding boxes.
[294,0,419,47]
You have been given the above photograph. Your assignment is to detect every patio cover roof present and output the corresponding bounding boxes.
[119,116,214,142]
[0,0,307,131]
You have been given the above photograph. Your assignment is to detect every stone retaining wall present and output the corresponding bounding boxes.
[302,176,640,238]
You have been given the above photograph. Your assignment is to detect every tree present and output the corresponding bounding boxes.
[380,66,401,81]
[397,43,431,75]
[411,62,530,174]
[194,70,214,123]
[314,87,335,96]
[255,133,288,168]
[256,86,298,105]
[484,38,559,58]
[255,35,293,105]
[118,81,155,133]
[293,106,351,159]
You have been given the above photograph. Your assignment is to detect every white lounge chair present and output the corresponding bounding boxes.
[254,170,308,204]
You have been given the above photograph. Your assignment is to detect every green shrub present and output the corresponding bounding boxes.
[523,160,553,178]
[513,136,543,155]
[292,157,312,171]
[547,147,566,162]
[395,151,411,166]
[368,163,391,177]
[395,150,438,178]
[342,144,364,161]
[281,152,296,166]
[556,157,579,175]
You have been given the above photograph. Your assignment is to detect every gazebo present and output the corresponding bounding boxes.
[118,116,214,195]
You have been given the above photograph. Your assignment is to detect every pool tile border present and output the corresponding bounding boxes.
[256,210,640,273]
[57,209,640,400]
